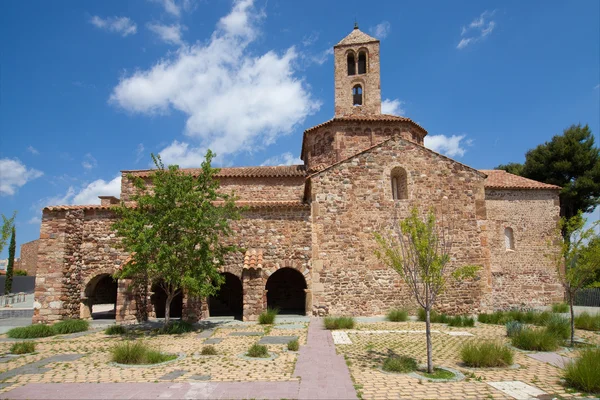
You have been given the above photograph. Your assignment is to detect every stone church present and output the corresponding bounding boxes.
[33,27,563,324]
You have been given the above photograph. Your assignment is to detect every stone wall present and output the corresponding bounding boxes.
[309,136,489,316]
[483,189,563,310]
[15,239,38,276]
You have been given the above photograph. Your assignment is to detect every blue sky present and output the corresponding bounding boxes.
[1,0,599,257]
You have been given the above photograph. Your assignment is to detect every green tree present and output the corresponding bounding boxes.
[0,212,16,254]
[5,226,16,294]
[550,214,600,346]
[112,151,242,325]
[496,124,600,232]
[375,207,480,373]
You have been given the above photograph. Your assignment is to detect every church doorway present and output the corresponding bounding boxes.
[83,274,118,319]
[208,273,243,318]
[151,281,183,319]
[265,268,307,315]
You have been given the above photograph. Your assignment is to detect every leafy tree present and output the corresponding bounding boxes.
[550,214,600,346]
[0,212,16,254]
[496,124,600,233]
[375,207,480,373]
[5,226,16,294]
[112,151,241,325]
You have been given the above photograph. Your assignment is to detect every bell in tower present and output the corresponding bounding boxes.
[333,24,381,117]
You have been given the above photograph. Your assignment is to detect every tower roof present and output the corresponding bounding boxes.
[335,27,379,47]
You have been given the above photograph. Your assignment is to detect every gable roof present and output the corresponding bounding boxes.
[304,114,427,134]
[479,170,561,190]
[335,28,379,47]
[122,165,306,179]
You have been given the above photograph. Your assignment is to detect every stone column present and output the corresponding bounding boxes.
[182,292,203,323]
[80,298,91,319]
[304,289,312,316]
[242,268,264,321]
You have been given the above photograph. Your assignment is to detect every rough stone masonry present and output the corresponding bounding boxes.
[32,26,563,324]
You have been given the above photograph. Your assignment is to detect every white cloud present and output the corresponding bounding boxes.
[148,23,185,45]
[261,152,302,166]
[151,0,195,18]
[41,176,122,207]
[457,10,496,50]
[369,21,391,39]
[157,140,208,168]
[27,146,39,155]
[308,48,333,66]
[381,98,406,116]
[424,134,472,158]
[82,153,97,170]
[135,143,145,163]
[27,216,41,225]
[110,0,319,160]
[0,158,43,196]
[302,31,319,47]
[90,16,137,37]
[594,84,600,90]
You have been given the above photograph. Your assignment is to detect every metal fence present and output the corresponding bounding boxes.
[574,288,600,307]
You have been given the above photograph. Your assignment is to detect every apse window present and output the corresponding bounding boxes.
[391,167,408,200]
[347,53,356,76]
[504,227,515,250]
[352,85,363,106]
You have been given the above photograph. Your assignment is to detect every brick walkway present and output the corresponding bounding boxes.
[2,318,357,400]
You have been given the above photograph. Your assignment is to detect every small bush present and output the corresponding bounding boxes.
[510,327,559,351]
[386,309,409,322]
[505,321,524,338]
[10,342,36,354]
[53,319,89,335]
[461,341,514,368]
[382,355,418,373]
[545,314,570,340]
[417,309,449,323]
[160,320,194,335]
[246,344,269,358]
[574,312,600,331]
[111,341,175,364]
[563,348,600,394]
[7,324,55,339]
[287,339,299,351]
[478,311,507,325]
[201,345,217,355]
[324,316,355,330]
[258,308,279,325]
[105,325,127,335]
[552,302,569,313]
[447,315,475,327]
[14,269,28,276]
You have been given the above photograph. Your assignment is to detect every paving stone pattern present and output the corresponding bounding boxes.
[0,354,83,380]
[526,352,573,369]
[203,337,223,345]
[159,370,188,380]
[229,331,263,336]
[197,329,214,338]
[487,381,547,400]
[258,336,297,345]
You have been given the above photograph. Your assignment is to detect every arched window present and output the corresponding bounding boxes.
[352,85,363,106]
[358,51,367,74]
[347,53,356,76]
[504,227,515,250]
[391,167,408,200]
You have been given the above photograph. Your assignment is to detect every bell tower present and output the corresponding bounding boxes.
[333,24,381,117]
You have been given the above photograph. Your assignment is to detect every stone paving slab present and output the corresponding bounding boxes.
[444,331,475,336]
[229,331,263,336]
[189,374,211,381]
[159,369,188,380]
[59,329,102,339]
[197,329,214,338]
[526,352,573,369]
[274,324,305,330]
[258,335,297,345]
[0,354,84,380]
[331,331,352,344]
[487,381,547,400]
[203,337,223,345]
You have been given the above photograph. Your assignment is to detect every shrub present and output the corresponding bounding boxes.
[53,319,89,335]
[505,321,524,338]
[201,345,217,355]
[510,327,559,351]
[287,339,299,351]
[563,348,600,394]
[105,325,127,335]
[386,309,409,322]
[246,344,269,358]
[382,355,418,373]
[478,311,506,325]
[574,312,600,331]
[447,315,475,327]
[160,320,194,335]
[111,341,175,364]
[552,303,569,313]
[461,341,514,367]
[7,324,55,339]
[10,342,36,354]
[545,314,570,340]
[258,308,279,325]
[417,309,449,323]
[324,316,355,330]
[14,269,28,276]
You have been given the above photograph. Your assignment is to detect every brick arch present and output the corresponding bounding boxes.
[261,260,311,286]
[383,164,412,202]
[219,265,243,281]
[81,268,117,297]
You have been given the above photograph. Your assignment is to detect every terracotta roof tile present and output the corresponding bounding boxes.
[304,114,427,134]
[480,170,561,190]
[122,165,306,179]
[335,28,379,47]
[44,200,308,212]
[243,249,263,269]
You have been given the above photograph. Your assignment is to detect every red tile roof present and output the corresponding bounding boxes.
[243,249,263,269]
[335,28,379,47]
[44,200,308,212]
[122,165,306,179]
[480,170,561,190]
[304,114,427,134]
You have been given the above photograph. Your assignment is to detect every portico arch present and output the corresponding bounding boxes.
[265,267,307,315]
[81,273,117,319]
[209,272,243,317]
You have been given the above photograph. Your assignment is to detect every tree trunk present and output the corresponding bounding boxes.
[425,307,433,373]
[165,293,174,326]
[569,292,575,347]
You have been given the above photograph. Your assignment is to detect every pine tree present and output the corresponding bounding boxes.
[5,226,16,294]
